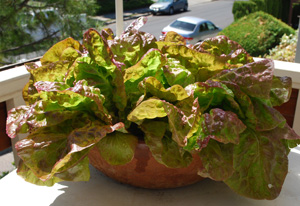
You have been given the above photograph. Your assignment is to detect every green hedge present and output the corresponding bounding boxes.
[232,1,258,20]
[232,0,292,24]
[251,0,265,11]
[219,11,295,57]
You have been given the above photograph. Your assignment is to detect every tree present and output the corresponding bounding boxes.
[0,0,100,66]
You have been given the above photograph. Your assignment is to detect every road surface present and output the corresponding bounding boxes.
[106,0,235,39]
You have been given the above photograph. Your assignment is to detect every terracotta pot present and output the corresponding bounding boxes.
[88,140,204,189]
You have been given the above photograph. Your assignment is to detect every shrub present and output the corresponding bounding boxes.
[232,0,291,25]
[264,30,298,62]
[219,11,295,57]
[251,0,265,11]
[232,1,258,20]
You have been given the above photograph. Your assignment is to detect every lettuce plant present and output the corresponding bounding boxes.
[6,17,300,200]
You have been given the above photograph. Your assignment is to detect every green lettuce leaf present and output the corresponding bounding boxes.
[82,29,127,111]
[108,17,157,68]
[6,80,111,138]
[252,98,286,131]
[17,158,90,186]
[127,98,167,123]
[162,44,226,82]
[40,37,83,65]
[140,120,193,168]
[124,49,167,103]
[6,103,79,138]
[128,98,199,147]
[197,140,234,181]
[224,128,289,200]
[191,35,254,67]
[139,76,189,102]
[213,59,274,100]
[66,57,118,111]
[163,57,195,87]
[16,119,123,183]
[162,99,197,147]
[220,81,257,127]
[23,61,73,105]
[185,80,242,116]
[270,76,292,106]
[83,29,114,70]
[161,31,186,45]
[185,108,246,151]
[96,131,138,165]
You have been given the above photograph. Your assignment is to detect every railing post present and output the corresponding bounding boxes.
[115,0,124,37]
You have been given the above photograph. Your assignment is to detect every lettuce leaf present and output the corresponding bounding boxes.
[16,119,123,185]
[140,120,192,168]
[213,59,274,100]
[191,35,254,67]
[96,132,138,165]
[139,76,189,102]
[161,44,226,82]
[82,29,127,111]
[185,108,246,151]
[108,17,157,68]
[163,57,195,87]
[40,37,83,65]
[124,49,167,103]
[224,128,289,200]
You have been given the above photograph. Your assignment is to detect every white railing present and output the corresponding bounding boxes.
[1,59,300,162]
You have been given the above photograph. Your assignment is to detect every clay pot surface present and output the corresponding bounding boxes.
[88,141,204,189]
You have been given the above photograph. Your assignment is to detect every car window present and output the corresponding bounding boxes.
[170,20,196,31]
[206,22,217,30]
[199,23,208,32]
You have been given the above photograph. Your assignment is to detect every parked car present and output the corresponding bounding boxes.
[149,0,188,15]
[161,16,222,45]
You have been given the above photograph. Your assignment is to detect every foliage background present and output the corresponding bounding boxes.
[232,0,299,27]
[0,0,100,66]
[264,30,298,62]
[96,0,153,15]
[219,11,295,57]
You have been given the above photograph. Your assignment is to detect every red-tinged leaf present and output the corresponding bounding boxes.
[140,120,193,168]
[213,59,274,100]
[40,37,83,65]
[225,128,289,200]
[197,140,234,181]
[191,35,253,66]
[15,120,124,183]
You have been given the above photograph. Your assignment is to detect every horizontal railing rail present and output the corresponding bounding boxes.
[1,59,300,163]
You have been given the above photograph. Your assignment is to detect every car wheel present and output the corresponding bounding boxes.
[184,4,188,11]
[169,7,174,15]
